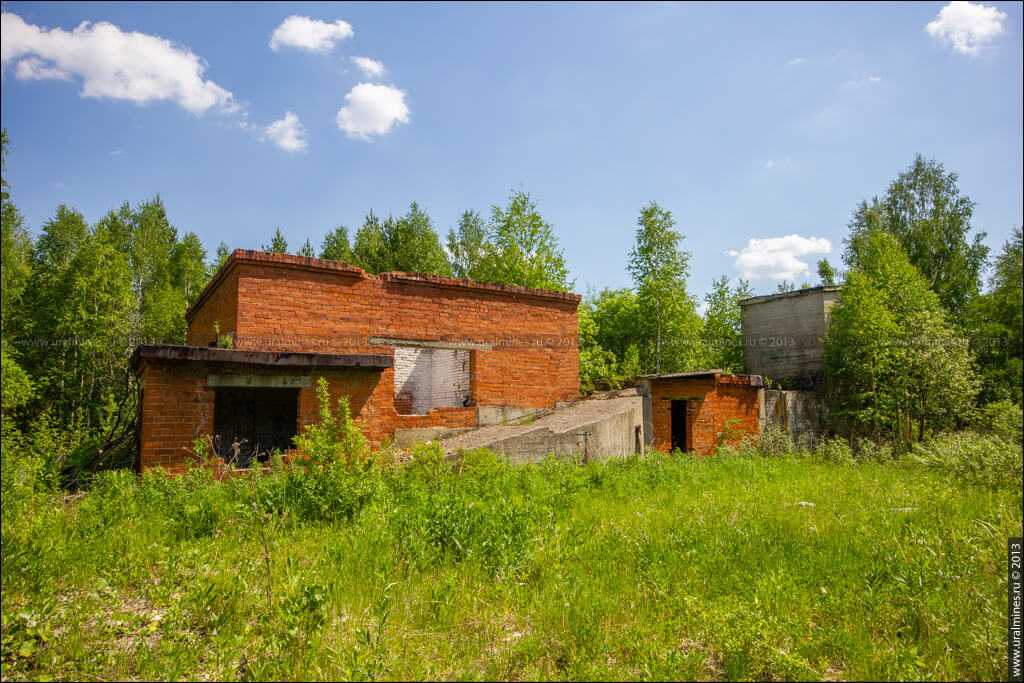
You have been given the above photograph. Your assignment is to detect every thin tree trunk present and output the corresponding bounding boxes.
[655,295,662,374]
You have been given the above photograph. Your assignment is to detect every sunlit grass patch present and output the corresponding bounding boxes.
[2,448,1019,680]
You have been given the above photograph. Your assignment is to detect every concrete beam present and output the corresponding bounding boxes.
[207,374,311,388]
[370,337,493,351]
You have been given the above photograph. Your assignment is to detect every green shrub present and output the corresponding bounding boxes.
[972,400,1023,444]
[812,436,854,464]
[286,377,384,522]
[852,437,895,462]
[909,430,1023,488]
[756,423,794,458]
[293,377,372,472]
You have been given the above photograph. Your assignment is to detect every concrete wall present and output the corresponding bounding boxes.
[739,286,839,387]
[476,396,644,464]
[763,389,825,449]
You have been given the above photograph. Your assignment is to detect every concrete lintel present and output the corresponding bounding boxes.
[207,374,311,388]
[370,337,492,351]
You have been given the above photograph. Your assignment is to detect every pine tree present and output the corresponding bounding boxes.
[262,227,288,254]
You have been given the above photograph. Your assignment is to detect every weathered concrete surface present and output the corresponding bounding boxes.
[475,406,552,427]
[739,286,840,388]
[440,393,644,463]
[634,379,655,446]
[763,389,825,448]
[391,427,474,448]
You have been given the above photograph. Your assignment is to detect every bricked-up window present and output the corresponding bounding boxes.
[213,387,299,468]
[394,346,471,414]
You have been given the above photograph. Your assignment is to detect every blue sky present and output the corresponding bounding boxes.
[2,1,1021,301]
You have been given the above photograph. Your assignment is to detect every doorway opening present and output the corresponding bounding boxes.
[670,400,688,452]
[213,387,299,468]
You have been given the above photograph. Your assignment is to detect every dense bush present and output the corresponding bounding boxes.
[971,399,1023,444]
[908,430,1023,488]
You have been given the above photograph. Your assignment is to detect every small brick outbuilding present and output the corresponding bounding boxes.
[132,250,581,473]
[635,371,763,455]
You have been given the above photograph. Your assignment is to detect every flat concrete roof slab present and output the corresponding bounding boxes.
[131,344,393,372]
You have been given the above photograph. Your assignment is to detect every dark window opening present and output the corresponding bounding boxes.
[670,400,688,452]
[213,387,299,468]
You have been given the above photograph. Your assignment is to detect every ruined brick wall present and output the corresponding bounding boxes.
[186,267,238,348]
[138,251,579,472]
[137,360,476,473]
[649,375,760,455]
[185,252,580,409]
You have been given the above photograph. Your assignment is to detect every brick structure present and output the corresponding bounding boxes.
[637,371,763,455]
[132,250,581,473]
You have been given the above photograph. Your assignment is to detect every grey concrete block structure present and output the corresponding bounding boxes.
[739,286,841,390]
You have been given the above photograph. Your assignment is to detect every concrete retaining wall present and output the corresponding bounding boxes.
[763,389,825,448]
[441,394,644,464]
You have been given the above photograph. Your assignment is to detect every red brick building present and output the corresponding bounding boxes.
[132,250,581,473]
[636,371,763,455]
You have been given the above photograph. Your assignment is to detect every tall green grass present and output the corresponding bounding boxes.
[2,439,1020,681]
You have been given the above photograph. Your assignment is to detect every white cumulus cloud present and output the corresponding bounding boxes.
[336,83,410,140]
[350,56,385,78]
[727,235,832,281]
[925,1,1007,56]
[14,55,70,80]
[269,15,353,53]
[1,12,236,114]
[261,111,307,152]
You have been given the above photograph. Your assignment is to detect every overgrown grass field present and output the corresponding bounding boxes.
[3,439,1020,681]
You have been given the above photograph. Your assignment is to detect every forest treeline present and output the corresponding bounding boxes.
[1,127,1021,483]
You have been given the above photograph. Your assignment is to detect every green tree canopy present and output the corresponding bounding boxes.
[214,242,231,269]
[577,303,618,394]
[169,232,208,306]
[351,204,452,276]
[446,210,489,280]
[474,191,572,291]
[825,231,977,445]
[627,202,701,374]
[816,258,838,286]
[21,207,135,432]
[701,275,753,373]
[1,130,32,334]
[262,227,288,254]
[844,155,988,322]
[969,226,1023,404]
[319,225,353,263]
[587,287,640,362]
